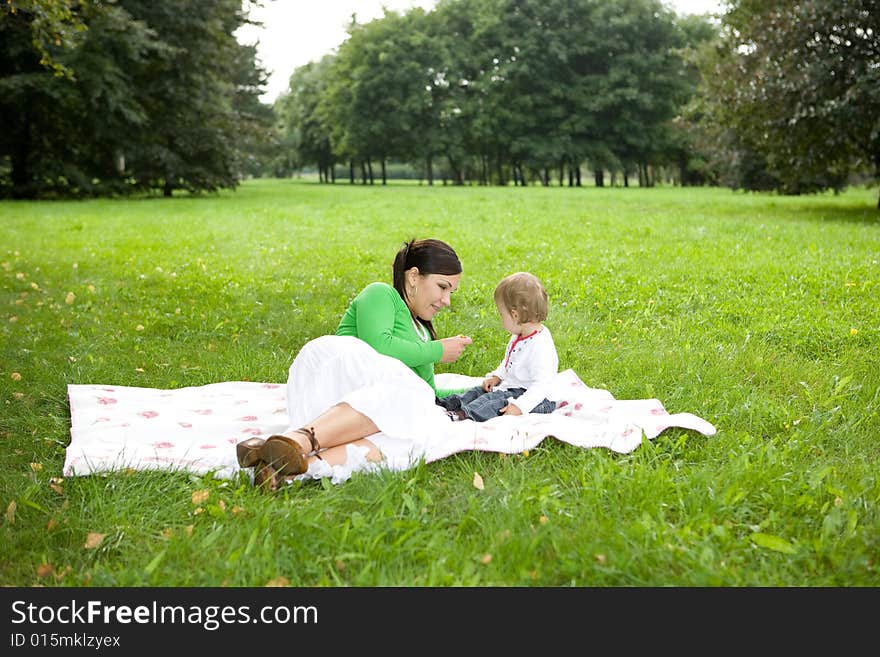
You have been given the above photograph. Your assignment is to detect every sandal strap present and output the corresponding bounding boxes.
[295,426,323,460]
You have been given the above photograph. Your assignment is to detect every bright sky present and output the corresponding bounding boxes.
[236,0,725,104]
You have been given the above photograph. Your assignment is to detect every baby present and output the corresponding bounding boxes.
[438,272,558,422]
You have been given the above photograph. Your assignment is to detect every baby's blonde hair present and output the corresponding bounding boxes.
[493,272,548,323]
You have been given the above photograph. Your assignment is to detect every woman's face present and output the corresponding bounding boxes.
[406,268,461,321]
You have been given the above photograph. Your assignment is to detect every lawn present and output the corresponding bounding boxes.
[1,178,878,586]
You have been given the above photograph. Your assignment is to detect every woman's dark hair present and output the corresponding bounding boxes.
[392,238,462,339]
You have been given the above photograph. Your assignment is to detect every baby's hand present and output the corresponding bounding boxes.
[482,375,501,392]
[500,403,522,416]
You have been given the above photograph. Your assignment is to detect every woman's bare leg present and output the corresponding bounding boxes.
[307,438,383,466]
[284,402,382,461]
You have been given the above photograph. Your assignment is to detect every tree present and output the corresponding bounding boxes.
[0,0,268,198]
[278,56,336,181]
[1,0,87,77]
[119,0,264,196]
[700,0,880,204]
[0,1,165,197]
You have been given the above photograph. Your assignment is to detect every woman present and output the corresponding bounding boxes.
[236,238,473,490]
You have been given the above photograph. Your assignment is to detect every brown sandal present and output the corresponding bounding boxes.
[238,428,323,490]
[253,461,280,491]
[259,427,322,476]
[257,435,306,476]
[236,437,266,468]
[294,426,323,459]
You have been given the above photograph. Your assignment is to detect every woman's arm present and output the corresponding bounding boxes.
[354,283,443,367]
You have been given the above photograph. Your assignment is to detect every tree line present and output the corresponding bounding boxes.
[1,1,877,203]
[0,0,271,198]
[275,0,716,187]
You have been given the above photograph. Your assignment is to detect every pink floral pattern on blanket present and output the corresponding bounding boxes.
[64,382,290,479]
[65,370,717,481]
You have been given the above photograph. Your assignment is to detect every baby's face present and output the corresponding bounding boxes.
[496,303,519,335]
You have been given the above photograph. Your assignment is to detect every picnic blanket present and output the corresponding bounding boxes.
[63,369,717,482]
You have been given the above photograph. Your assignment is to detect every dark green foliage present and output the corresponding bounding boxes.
[695,0,879,201]
[280,0,715,187]
[0,0,271,198]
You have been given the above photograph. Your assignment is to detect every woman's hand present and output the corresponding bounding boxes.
[439,334,472,363]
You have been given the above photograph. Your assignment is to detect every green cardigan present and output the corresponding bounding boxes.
[337,282,455,394]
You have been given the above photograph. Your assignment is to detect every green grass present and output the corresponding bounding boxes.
[1,179,878,586]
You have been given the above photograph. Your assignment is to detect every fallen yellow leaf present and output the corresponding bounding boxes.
[480,553,492,564]
[5,500,16,524]
[265,577,290,587]
[29,462,42,471]
[11,372,21,381]
[65,292,75,305]
[84,532,106,549]
[191,489,209,505]
[37,563,54,578]
[472,472,484,490]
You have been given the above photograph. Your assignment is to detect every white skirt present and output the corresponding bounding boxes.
[286,335,453,471]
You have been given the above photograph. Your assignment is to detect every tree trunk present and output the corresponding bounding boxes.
[381,159,386,185]
[163,179,173,197]
[594,169,604,187]
[446,154,461,185]
[367,159,374,184]
[349,160,355,184]
[11,140,32,199]
[426,154,433,186]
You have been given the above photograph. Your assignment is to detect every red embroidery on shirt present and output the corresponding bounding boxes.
[503,329,539,368]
